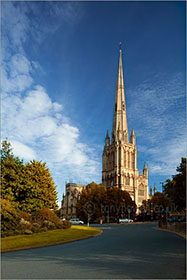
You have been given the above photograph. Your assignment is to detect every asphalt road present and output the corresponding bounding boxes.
[1,223,186,279]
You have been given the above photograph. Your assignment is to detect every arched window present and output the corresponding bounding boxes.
[124,150,126,167]
[131,152,134,169]
[138,184,144,196]
[126,175,130,185]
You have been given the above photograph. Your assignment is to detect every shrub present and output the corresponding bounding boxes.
[56,220,72,229]
[1,199,21,234]
[39,227,47,232]
[54,209,61,218]
[20,211,32,222]
[20,218,32,233]
[20,218,31,226]
[1,231,10,238]
[23,229,33,235]
[31,208,61,228]
[31,222,41,233]
[31,226,39,233]
[14,230,21,235]
[43,220,56,229]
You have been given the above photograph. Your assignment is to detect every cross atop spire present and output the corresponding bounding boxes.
[119,42,122,50]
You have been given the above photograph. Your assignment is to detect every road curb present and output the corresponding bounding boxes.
[154,226,186,239]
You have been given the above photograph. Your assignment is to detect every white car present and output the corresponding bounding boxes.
[69,218,84,225]
[119,218,133,223]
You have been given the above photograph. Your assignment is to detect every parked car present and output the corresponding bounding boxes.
[119,218,133,223]
[178,216,186,222]
[134,215,143,222]
[168,216,178,222]
[69,218,84,225]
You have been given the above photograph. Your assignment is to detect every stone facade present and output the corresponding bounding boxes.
[61,183,85,219]
[102,49,149,208]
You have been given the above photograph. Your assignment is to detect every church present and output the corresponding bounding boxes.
[102,47,149,208]
[61,47,151,218]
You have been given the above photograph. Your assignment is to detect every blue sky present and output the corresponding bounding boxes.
[2,1,186,206]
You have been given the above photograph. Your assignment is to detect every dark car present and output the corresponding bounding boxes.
[134,216,143,222]
[178,216,186,222]
[168,216,178,222]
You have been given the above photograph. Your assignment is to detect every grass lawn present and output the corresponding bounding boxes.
[1,226,102,252]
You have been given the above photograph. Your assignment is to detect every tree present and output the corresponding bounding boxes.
[106,186,136,221]
[150,192,171,209]
[76,182,136,223]
[76,182,107,223]
[1,140,58,212]
[18,160,58,212]
[163,158,186,211]
[1,199,21,237]
[1,140,24,207]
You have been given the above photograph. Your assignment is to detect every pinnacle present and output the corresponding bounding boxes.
[144,161,148,169]
[131,128,135,136]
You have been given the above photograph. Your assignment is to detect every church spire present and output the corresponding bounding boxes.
[112,46,128,143]
[105,129,110,146]
[143,161,148,177]
[130,128,135,144]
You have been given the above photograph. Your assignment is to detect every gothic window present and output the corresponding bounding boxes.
[124,151,126,167]
[138,197,144,204]
[138,189,144,196]
[138,184,144,197]
[126,176,130,185]
[128,152,130,168]
[111,152,114,166]
[131,153,134,169]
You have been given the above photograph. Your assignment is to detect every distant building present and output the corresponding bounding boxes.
[102,47,149,208]
[61,183,85,219]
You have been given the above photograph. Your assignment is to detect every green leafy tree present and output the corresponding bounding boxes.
[76,182,107,223]
[106,186,136,221]
[76,182,136,223]
[1,140,58,213]
[163,158,186,211]
[150,192,171,208]
[1,199,21,237]
[19,160,58,212]
[1,140,24,207]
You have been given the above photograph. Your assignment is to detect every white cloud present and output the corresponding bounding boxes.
[1,2,100,205]
[10,54,32,77]
[140,134,186,176]
[2,2,29,54]
[2,67,33,94]
[128,72,186,179]
[2,81,100,200]
[2,83,101,197]
[128,72,185,143]
[10,140,36,161]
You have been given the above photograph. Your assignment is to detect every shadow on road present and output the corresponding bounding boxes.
[2,223,186,279]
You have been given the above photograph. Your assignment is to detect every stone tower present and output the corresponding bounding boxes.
[102,47,149,207]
